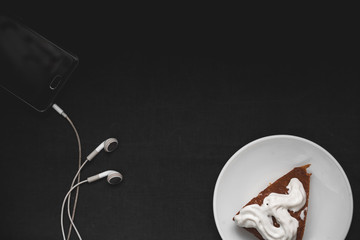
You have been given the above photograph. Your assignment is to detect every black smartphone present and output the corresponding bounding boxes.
[0,15,78,112]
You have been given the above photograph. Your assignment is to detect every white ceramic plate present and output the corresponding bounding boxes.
[213,135,353,240]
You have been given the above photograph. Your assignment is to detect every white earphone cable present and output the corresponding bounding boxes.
[61,180,88,240]
[53,104,82,240]
[66,159,89,235]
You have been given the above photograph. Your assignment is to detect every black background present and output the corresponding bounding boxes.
[0,4,359,240]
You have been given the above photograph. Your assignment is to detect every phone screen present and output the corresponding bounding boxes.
[0,15,78,112]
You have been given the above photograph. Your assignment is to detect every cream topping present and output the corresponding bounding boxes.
[234,178,306,240]
[300,207,307,221]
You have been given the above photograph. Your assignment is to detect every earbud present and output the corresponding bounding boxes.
[87,170,123,184]
[86,138,118,161]
[107,171,123,185]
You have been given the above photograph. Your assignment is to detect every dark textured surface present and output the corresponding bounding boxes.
[0,6,359,240]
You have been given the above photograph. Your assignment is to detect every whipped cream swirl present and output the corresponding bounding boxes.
[234,178,306,240]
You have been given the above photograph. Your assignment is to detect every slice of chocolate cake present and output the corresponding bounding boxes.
[233,165,311,240]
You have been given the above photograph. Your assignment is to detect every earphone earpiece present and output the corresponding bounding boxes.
[104,138,118,152]
[107,171,123,184]
[86,138,119,161]
[87,170,123,184]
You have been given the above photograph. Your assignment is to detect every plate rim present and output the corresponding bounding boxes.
[213,134,354,239]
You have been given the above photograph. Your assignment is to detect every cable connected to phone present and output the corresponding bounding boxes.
[66,159,89,237]
[53,104,123,240]
[53,104,82,240]
[61,180,88,240]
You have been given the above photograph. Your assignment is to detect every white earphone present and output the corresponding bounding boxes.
[63,138,123,240]
[69,138,121,192]
[87,170,123,184]
[86,138,119,161]
[53,104,125,240]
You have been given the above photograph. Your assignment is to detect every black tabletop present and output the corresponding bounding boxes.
[0,6,359,240]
